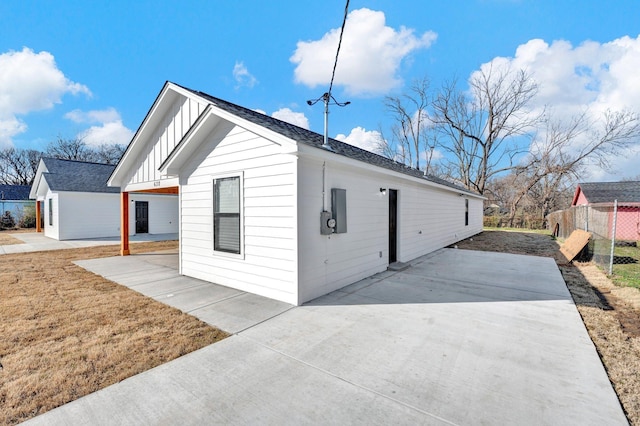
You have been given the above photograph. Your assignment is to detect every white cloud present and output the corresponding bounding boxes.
[0,47,91,147]
[66,108,134,146]
[475,36,640,180]
[336,127,383,153]
[291,8,437,96]
[233,61,258,89]
[271,108,310,129]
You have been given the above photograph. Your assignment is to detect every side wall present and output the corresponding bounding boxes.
[297,157,483,304]
[179,123,299,304]
[57,192,120,240]
[129,193,179,235]
[43,190,59,240]
[49,192,178,240]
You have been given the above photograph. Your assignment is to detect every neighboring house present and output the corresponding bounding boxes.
[571,181,640,241]
[108,82,484,305]
[29,158,178,240]
[0,184,33,221]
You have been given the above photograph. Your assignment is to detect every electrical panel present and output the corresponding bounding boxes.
[331,188,347,234]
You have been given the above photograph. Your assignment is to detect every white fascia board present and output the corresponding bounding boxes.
[108,82,208,187]
[28,159,48,199]
[295,144,486,200]
[121,177,180,193]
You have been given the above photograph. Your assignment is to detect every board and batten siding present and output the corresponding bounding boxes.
[179,124,299,304]
[127,95,206,186]
[296,157,483,304]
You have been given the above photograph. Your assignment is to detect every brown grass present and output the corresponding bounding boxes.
[455,230,640,425]
[0,231,24,246]
[0,241,229,425]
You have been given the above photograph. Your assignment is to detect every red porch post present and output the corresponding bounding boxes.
[36,200,42,232]
[120,192,130,256]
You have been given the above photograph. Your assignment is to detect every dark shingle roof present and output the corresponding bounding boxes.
[177,84,476,196]
[42,158,120,193]
[0,185,31,200]
[579,181,640,203]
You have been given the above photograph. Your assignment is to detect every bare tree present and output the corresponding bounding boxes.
[432,65,542,194]
[0,148,42,185]
[383,77,437,173]
[46,137,93,161]
[501,109,640,225]
[92,143,126,165]
[45,137,125,164]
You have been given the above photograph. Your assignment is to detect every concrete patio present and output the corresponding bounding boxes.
[24,248,627,425]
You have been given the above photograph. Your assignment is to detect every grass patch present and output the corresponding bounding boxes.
[483,226,552,235]
[0,241,229,425]
[611,244,640,289]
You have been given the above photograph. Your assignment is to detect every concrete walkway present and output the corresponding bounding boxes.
[0,232,178,254]
[24,249,627,425]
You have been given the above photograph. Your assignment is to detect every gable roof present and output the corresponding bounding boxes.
[111,81,480,198]
[177,84,476,196]
[573,181,640,204]
[0,185,31,201]
[35,158,120,195]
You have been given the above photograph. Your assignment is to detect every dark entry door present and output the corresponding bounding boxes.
[389,189,397,263]
[135,201,149,234]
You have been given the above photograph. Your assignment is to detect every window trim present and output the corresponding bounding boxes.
[48,198,53,226]
[212,172,244,259]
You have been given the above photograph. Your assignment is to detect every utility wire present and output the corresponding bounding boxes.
[327,0,350,98]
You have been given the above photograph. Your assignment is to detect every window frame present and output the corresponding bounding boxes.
[212,172,244,258]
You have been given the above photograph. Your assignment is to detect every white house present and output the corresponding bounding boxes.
[30,158,178,240]
[109,82,484,305]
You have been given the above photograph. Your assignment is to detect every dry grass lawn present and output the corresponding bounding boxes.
[0,240,228,425]
[455,230,640,425]
[0,230,26,246]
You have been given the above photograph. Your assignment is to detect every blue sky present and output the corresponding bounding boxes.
[1,0,640,179]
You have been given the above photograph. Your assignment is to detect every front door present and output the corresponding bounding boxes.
[135,201,149,234]
[389,189,397,263]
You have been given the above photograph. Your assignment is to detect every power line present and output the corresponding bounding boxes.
[328,0,350,99]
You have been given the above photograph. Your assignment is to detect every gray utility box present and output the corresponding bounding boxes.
[320,210,334,235]
[331,188,347,234]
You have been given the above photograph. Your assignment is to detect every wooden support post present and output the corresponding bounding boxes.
[120,192,130,256]
[36,200,42,232]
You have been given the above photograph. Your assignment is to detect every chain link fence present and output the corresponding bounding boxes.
[547,201,639,282]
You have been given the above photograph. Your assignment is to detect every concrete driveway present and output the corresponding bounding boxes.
[24,248,627,425]
[0,232,178,254]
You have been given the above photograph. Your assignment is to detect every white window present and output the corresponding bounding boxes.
[213,174,242,255]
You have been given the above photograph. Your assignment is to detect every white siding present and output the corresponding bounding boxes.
[44,192,178,240]
[129,193,179,234]
[297,157,484,304]
[179,124,299,304]
[57,192,120,240]
[43,190,59,240]
[126,96,206,186]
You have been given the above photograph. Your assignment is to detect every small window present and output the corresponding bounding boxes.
[213,176,241,254]
[465,199,469,226]
[48,198,53,226]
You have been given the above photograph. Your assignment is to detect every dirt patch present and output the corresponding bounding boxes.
[455,230,640,425]
[0,241,229,425]
[0,231,24,246]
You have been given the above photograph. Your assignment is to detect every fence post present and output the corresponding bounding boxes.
[608,199,618,275]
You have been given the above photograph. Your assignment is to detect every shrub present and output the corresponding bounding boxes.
[1,210,16,229]
[19,205,36,228]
